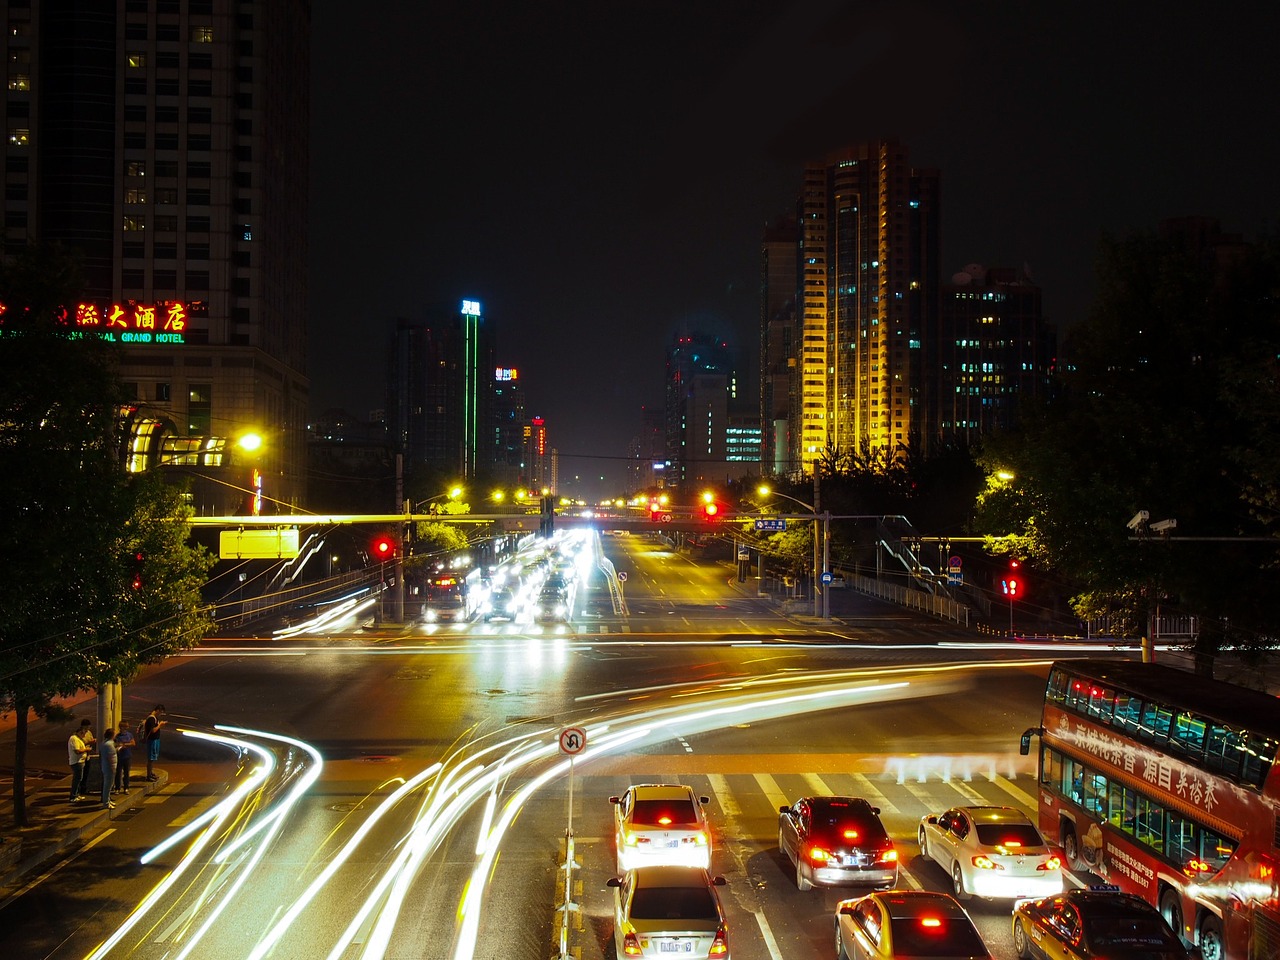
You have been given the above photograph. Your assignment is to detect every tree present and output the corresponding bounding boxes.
[0,243,215,825]
[976,224,1280,665]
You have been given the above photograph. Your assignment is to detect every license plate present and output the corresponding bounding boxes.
[657,939,694,953]
[842,854,869,867]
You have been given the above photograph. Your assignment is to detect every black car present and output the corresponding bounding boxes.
[778,795,897,890]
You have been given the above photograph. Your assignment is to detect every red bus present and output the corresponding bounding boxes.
[1021,659,1280,960]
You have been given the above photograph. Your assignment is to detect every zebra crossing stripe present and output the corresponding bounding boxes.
[753,773,789,812]
[992,774,1038,808]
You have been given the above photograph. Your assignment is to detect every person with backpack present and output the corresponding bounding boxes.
[113,718,137,794]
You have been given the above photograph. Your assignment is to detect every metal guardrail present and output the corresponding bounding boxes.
[554,829,580,960]
[849,572,971,626]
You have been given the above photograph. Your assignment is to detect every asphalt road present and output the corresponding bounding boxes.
[0,530,1076,960]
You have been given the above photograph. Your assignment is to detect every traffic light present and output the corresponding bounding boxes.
[371,535,395,561]
[702,500,720,520]
[1002,558,1022,599]
[130,551,144,590]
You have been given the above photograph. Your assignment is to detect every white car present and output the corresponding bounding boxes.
[611,784,712,871]
[917,805,1064,900]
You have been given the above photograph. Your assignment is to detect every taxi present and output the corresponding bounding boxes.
[1011,886,1202,959]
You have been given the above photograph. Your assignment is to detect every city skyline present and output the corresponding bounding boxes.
[309,2,1280,497]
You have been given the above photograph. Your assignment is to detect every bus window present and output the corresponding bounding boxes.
[1241,733,1276,787]
[1041,746,1061,789]
[1081,770,1107,815]
[1087,685,1116,721]
[1170,711,1206,758]
[1167,810,1196,867]
[1133,795,1166,852]
[1047,669,1069,705]
[1203,722,1239,778]
[1112,691,1143,734]
[1200,828,1236,873]
[1107,779,1125,828]
[1139,700,1174,744]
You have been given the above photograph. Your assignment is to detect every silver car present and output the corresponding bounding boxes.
[608,865,730,959]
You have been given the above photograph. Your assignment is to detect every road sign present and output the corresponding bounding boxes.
[821,571,833,584]
[737,547,750,561]
[219,528,300,559]
[947,556,963,586]
[755,518,787,532]
[559,727,587,755]
[618,571,628,582]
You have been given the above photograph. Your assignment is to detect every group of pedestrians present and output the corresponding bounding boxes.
[66,705,166,809]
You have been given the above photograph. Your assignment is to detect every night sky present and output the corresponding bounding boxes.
[308,1,1280,499]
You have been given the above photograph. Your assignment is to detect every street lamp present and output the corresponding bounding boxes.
[413,486,464,514]
[757,485,830,619]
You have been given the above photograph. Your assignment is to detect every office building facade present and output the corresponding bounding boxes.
[2,1,311,508]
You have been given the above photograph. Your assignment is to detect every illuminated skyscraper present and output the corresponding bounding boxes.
[0,1,311,507]
[796,140,940,469]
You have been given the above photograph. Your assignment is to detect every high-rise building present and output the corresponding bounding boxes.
[938,265,1054,444]
[1,1,312,508]
[664,333,735,489]
[388,299,495,482]
[760,215,798,476]
[796,140,940,469]
[491,366,525,486]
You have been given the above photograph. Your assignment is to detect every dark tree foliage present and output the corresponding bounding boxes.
[977,225,1280,660]
[0,243,215,824]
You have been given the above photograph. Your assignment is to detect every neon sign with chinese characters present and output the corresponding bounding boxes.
[495,367,518,381]
[0,299,204,345]
[460,299,482,317]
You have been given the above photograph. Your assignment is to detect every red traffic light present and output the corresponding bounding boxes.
[1003,576,1021,598]
[703,502,720,519]
[371,535,395,560]
[130,551,144,590]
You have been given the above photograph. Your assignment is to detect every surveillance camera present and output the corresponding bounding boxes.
[1150,518,1177,534]
[1126,510,1150,531]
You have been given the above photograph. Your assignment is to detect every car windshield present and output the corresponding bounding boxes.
[888,917,987,957]
[1087,915,1179,949]
[631,799,698,826]
[974,822,1043,846]
[629,886,716,921]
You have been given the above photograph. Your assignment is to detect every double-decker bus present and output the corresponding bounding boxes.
[1020,659,1280,960]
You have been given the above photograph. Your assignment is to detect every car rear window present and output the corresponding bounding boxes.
[974,822,1043,846]
[1088,916,1179,949]
[630,886,717,921]
[888,917,987,957]
[631,799,698,826]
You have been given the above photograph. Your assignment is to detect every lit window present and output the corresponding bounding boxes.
[8,128,29,147]
[191,26,213,42]
[127,52,146,68]
[125,189,147,204]
[8,75,29,91]
[126,161,146,177]
[123,216,145,232]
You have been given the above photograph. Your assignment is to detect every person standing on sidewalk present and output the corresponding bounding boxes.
[113,719,136,794]
[99,728,118,809]
[67,724,91,801]
[143,704,166,781]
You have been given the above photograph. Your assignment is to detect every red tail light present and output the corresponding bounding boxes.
[621,931,643,956]
[709,925,729,956]
[806,844,834,864]
[878,847,898,863]
[1039,855,1062,871]
[972,855,1004,870]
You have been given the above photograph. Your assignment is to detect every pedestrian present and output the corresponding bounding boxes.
[67,723,92,801]
[77,719,97,795]
[113,719,136,794]
[143,704,166,781]
[99,728,118,809]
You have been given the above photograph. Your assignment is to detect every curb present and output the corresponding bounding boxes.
[0,770,169,891]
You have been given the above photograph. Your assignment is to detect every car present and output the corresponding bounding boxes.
[481,586,519,622]
[533,586,571,621]
[608,865,730,960]
[1012,886,1203,959]
[611,783,712,871]
[918,805,1064,900]
[778,795,897,890]
[835,890,993,960]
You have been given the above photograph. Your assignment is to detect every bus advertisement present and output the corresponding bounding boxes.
[1021,659,1280,960]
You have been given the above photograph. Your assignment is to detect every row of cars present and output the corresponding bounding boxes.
[479,537,586,623]
[606,784,1200,959]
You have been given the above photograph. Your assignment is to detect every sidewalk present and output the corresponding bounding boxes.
[0,767,171,891]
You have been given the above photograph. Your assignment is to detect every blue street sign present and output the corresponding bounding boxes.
[755,518,787,531]
[821,571,833,584]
